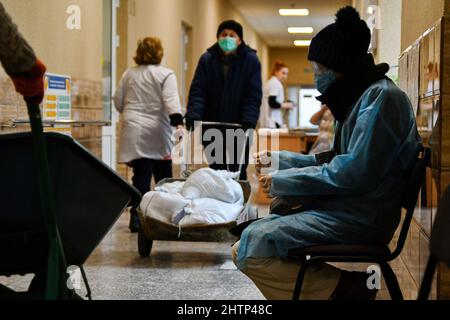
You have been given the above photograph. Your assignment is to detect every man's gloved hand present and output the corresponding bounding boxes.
[185,117,196,132]
[241,122,255,131]
[10,58,46,104]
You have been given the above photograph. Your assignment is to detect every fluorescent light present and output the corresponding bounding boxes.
[288,27,314,34]
[294,40,311,47]
[279,9,309,16]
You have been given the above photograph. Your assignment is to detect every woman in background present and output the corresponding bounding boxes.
[261,60,293,128]
[114,37,184,233]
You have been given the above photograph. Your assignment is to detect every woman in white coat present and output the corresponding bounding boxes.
[261,61,293,128]
[114,37,184,232]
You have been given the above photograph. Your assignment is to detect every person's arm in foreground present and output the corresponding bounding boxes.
[0,2,46,104]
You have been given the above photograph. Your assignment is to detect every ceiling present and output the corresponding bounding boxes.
[229,0,352,47]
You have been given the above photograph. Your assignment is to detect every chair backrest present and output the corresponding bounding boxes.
[430,185,450,266]
[390,147,431,259]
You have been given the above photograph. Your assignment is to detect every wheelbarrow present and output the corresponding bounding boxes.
[137,122,257,257]
[0,103,140,300]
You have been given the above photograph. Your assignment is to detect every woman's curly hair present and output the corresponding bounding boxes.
[134,37,164,65]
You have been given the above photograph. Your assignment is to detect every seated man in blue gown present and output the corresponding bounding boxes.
[232,6,422,300]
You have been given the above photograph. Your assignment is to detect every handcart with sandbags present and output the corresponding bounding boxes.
[137,122,258,257]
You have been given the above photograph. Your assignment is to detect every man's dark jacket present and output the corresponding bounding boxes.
[185,42,262,128]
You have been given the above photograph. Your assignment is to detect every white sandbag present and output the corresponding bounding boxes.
[140,191,190,224]
[181,168,243,204]
[178,198,244,227]
[155,181,184,194]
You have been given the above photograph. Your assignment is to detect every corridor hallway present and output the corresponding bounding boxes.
[0,0,449,302]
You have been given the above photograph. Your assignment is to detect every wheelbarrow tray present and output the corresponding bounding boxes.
[138,179,252,243]
[0,132,141,276]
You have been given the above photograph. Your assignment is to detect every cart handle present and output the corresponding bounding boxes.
[180,122,251,178]
[199,121,244,129]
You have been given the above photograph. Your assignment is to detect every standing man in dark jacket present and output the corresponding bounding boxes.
[185,20,262,180]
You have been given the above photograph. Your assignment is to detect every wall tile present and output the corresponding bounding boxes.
[0,77,104,158]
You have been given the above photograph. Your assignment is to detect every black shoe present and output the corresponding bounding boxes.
[129,213,140,233]
[330,271,378,300]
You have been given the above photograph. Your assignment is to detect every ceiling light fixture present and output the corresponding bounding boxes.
[288,27,314,34]
[279,9,309,16]
[294,40,311,47]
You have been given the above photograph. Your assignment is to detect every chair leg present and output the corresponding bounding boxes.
[292,261,312,300]
[417,256,437,301]
[380,262,403,300]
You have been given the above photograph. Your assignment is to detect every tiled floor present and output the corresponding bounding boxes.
[0,201,267,300]
[0,211,419,300]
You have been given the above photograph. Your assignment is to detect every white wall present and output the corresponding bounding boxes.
[1,0,103,81]
[377,0,402,76]
[353,0,402,77]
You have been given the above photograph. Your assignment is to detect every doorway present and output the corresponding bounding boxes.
[101,0,117,169]
[298,88,321,129]
[180,23,193,111]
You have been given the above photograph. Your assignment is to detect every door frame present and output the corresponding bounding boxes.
[102,0,118,170]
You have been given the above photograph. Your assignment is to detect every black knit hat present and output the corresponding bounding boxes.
[308,6,371,73]
[217,20,244,40]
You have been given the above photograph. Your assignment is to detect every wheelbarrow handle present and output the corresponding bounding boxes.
[26,102,69,300]
[26,103,58,236]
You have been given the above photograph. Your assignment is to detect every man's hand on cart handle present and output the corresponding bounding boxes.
[10,58,46,105]
[185,117,196,132]
[241,121,255,131]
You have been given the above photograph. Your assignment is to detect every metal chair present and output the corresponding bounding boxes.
[288,147,431,300]
[417,185,450,300]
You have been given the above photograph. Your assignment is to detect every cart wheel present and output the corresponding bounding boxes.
[181,170,192,178]
[138,227,153,258]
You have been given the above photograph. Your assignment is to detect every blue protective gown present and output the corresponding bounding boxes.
[237,79,422,270]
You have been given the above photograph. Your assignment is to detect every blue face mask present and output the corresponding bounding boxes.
[314,70,336,94]
[218,37,238,53]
